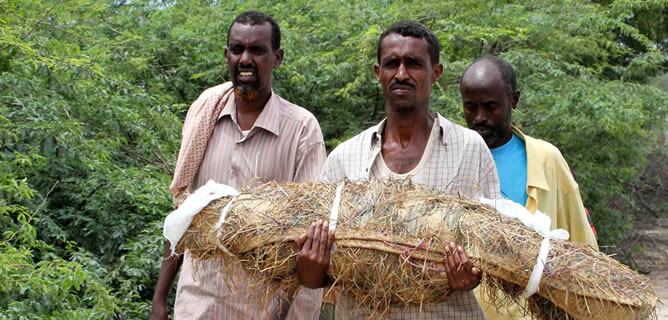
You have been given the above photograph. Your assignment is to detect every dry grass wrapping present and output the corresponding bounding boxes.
[176,180,658,319]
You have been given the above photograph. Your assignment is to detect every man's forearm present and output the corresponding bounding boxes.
[152,240,183,304]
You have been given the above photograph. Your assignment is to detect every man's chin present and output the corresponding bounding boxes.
[233,84,258,101]
[482,135,500,148]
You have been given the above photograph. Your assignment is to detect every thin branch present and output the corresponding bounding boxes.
[22,0,63,41]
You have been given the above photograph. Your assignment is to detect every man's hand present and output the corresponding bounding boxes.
[444,241,481,291]
[293,219,335,289]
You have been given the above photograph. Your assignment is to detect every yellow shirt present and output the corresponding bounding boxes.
[477,126,598,319]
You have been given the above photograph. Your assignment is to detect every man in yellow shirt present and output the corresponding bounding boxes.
[459,55,598,319]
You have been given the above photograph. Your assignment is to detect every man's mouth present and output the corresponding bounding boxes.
[472,126,493,137]
[236,68,256,82]
[390,84,415,94]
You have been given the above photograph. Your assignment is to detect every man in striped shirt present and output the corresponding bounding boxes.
[151,11,327,319]
[320,21,500,319]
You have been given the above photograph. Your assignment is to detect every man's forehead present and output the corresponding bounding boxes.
[228,22,272,45]
[379,33,430,59]
[462,62,505,89]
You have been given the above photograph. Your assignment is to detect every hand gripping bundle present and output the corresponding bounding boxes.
[163,180,658,319]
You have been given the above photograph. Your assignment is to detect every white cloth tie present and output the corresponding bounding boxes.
[479,198,569,297]
[163,180,239,255]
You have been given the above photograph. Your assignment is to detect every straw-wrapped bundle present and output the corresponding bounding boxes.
[171,180,657,319]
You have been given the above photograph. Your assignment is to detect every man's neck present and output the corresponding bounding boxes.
[379,106,434,174]
[384,107,434,147]
[235,91,271,131]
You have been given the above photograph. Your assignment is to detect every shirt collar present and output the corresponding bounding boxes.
[219,91,281,136]
[369,112,451,148]
[512,126,550,191]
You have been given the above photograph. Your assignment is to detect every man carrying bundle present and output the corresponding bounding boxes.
[151,11,328,319]
[459,55,598,319]
[316,21,501,318]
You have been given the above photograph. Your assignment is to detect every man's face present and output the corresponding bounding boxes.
[460,69,517,148]
[225,22,283,100]
[374,33,443,113]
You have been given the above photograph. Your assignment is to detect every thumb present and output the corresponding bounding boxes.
[293,233,307,251]
[471,266,481,275]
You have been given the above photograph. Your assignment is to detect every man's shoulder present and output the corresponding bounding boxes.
[322,126,377,182]
[198,82,234,101]
[329,126,376,158]
[523,133,565,162]
[437,114,488,148]
[274,94,319,124]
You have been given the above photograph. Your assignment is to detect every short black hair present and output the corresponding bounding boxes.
[376,21,441,64]
[227,11,281,50]
[467,55,518,93]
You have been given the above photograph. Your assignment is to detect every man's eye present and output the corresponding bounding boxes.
[383,60,398,68]
[230,46,243,54]
[406,59,421,67]
[251,47,267,54]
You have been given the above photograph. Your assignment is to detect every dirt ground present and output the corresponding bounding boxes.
[621,216,668,319]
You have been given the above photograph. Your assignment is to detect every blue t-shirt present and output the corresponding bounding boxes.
[490,133,528,206]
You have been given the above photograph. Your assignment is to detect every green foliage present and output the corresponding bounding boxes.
[1,0,666,317]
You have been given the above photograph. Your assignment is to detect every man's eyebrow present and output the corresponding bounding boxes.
[381,55,398,63]
[405,55,425,62]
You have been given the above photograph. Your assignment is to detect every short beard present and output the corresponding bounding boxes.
[233,84,258,101]
[470,124,504,147]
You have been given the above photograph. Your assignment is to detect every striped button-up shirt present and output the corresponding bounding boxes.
[174,91,327,319]
[321,113,500,319]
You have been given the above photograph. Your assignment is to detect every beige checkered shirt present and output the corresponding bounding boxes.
[321,113,500,319]
[174,91,327,319]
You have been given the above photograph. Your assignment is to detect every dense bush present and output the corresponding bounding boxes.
[1,0,666,317]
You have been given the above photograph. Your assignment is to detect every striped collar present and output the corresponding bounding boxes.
[219,91,281,136]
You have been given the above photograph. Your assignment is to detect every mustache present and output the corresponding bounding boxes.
[389,79,415,91]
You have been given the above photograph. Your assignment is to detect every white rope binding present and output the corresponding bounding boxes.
[327,181,345,254]
[478,197,569,298]
[215,197,237,234]
[329,181,345,232]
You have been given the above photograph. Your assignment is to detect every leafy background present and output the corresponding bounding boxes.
[1,0,666,318]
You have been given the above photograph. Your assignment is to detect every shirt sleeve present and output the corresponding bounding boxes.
[559,181,599,250]
[285,287,323,320]
[293,117,327,183]
[319,145,346,183]
[553,151,599,250]
[478,141,501,199]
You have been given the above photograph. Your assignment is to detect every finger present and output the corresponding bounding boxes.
[304,222,315,252]
[455,245,467,272]
[444,244,455,282]
[312,220,323,252]
[472,266,481,276]
[318,221,329,257]
[447,242,458,271]
[457,245,475,272]
[327,228,335,249]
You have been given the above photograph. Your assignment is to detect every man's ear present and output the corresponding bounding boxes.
[512,90,520,109]
[432,63,444,82]
[374,63,381,81]
[273,48,284,68]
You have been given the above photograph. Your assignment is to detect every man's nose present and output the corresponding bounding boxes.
[395,63,409,81]
[473,109,487,124]
[239,50,252,65]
